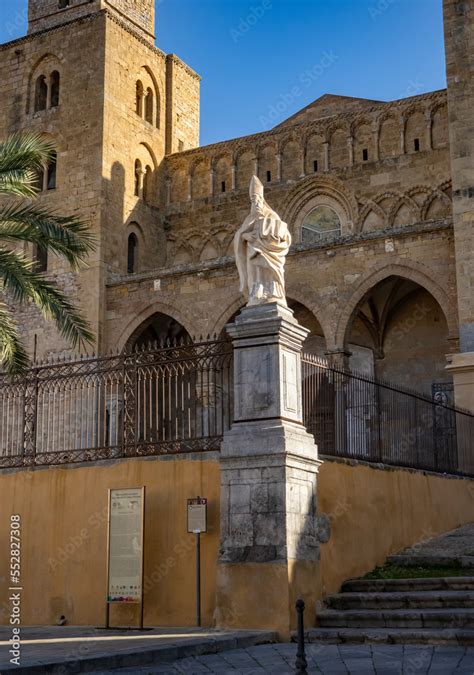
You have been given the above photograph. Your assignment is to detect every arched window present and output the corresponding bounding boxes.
[136,81,144,117]
[143,165,152,203]
[134,159,142,196]
[34,75,47,112]
[47,152,57,190]
[50,71,60,107]
[34,244,48,273]
[58,0,70,7]
[127,233,138,274]
[301,206,341,244]
[145,88,153,124]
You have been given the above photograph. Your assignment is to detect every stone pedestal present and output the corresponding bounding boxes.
[446,352,474,414]
[215,303,322,637]
[446,352,474,473]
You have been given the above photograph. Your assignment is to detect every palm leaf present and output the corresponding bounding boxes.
[0,303,30,374]
[0,247,94,351]
[0,133,54,197]
[0,203,96,268]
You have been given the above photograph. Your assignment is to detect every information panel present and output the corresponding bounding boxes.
[107,487,144,603]
[187,497,208,534]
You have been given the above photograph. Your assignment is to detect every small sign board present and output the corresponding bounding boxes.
[107,487,145,604]
[187,497,207,534]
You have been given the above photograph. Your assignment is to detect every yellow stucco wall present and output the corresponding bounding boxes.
[0,456,220,627]
[318,459,474,597]
[0,455,472,631]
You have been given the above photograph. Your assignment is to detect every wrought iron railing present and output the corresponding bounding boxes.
[0,338,232,468]
[1,341,472,476]
[301,353,474,477]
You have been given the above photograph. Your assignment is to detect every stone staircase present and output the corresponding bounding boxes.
[304,524,474,645]
[305,576,474,645]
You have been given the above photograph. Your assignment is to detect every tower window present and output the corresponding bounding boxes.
[34,75,47,112]
[266,170,271,182]
[178,140,184,152]
[47,152,57,190]
[414,138,420,152]
[221,181,226,193]
[58,0,70,8]
[127,233,138,274]
[313,160,318,172]
[362,148,369,161]
[34,245,48,273]
[50,71,60,107]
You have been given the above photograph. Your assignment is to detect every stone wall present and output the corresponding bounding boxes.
[105,222,457,390]
[28,0,155,42]
[0,11,108,356]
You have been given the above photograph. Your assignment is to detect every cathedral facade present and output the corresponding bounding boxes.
[0,0,473,633]
[0,0,473,407]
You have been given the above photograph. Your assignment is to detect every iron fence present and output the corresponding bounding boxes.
[0,338,232,468]
[1,341,472,476]
[301,352,474,477]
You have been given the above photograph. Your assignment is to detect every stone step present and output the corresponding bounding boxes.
[387,554,474,567]
[326,590,474,610]
[298,627,474,645]
[317,608,474,629]
[342,576,474,593]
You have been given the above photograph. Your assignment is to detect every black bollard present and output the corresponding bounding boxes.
[295,598,308,674]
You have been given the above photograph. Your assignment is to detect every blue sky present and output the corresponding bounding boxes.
[0,0,446,146]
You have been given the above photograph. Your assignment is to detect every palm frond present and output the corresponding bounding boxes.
[0,303,30,375]
[0,247,94,350]
[0,133,54,196]
[0,203,96,268]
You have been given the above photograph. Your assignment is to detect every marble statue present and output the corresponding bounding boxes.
[234,175,291,306]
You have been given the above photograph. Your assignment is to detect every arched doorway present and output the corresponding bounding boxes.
[346,276,452,397]
[123,312,231,448]
[126,312,191,350]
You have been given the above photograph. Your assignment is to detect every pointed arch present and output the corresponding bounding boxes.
[334,261,458,350]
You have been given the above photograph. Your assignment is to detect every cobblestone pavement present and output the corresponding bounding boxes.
[105,643,474,674]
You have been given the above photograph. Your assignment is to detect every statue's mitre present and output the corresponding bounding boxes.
[249,175,264,198]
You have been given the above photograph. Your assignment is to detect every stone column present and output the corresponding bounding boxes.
[46,75,52,110]
[165,178,171,206]
[400,124,406,155]
[215,302,322,638]
[425,116,433,151]
[231,164,236,191]
[347,136,354,166]
[300,147,306,178]
[323,142,329,171]
[276,153,282,182]
[373,126,380,161]
[209,168,215,197]
[187,173,192,201]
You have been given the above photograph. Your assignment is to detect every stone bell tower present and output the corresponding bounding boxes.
[28,0,155,42]
[444,0,474,418]
[0,0,198,360]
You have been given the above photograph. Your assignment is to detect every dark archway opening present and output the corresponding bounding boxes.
[346,275,452,396]
[126,312,191,351]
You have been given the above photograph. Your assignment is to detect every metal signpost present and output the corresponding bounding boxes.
[187,496,207,627]
[106,487,146,629]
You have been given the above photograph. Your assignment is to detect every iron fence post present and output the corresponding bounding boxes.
[295,598,308,674]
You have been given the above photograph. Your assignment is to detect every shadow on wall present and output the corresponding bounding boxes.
[105,160,166,278]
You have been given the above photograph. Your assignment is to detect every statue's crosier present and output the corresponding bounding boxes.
[234,176,292,306]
